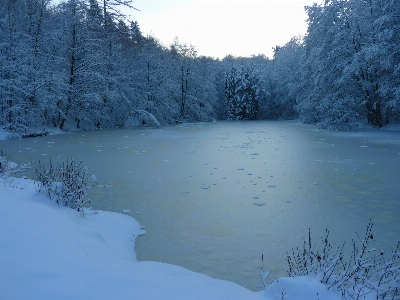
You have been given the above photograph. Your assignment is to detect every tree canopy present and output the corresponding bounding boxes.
[1,0,398,135]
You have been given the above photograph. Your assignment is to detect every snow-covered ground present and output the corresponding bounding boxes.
[0,177,341,300]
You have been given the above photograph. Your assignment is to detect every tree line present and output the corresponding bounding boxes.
[1,0,399,136]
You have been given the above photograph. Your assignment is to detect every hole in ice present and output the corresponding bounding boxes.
[254,202,265,206]
[237,168,244,170]
[247,173,252,175]
[286,200,292,203]
[268,185,277,188]
[253,196,259,199]
[182,191,190,194]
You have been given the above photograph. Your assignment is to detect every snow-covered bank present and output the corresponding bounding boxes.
[0,177,341,300]
[0,127,66,141]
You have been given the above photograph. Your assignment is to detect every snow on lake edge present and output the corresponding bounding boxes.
[0,177,341,300]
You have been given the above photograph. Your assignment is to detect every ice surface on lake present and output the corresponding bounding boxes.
[1,121,399,292]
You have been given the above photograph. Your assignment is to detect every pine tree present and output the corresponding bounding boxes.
[224,65,261,120]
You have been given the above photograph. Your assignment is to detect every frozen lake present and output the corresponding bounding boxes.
[1,121,399,291]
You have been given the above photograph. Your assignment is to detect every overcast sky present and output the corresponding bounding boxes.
[124,0,323,59]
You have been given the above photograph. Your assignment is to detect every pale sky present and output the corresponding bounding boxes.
[125,0,323,59]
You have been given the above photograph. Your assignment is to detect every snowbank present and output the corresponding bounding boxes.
[0,127,65,140]
[0,177,342,300]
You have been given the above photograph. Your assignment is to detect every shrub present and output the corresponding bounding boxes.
[35,159,91,212]
[0,151,30,179]
[286,220,400,299]
[0,152,12,177]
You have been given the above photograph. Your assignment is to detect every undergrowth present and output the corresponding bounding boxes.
[285,221,400,299]
[0,150,30,183]
[35,158,92,212]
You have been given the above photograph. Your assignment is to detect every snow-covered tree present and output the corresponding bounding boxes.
[295,1,361,129]
[0,0,55,134]
[297,0,400,129]
[168,39,216,122]
[224,65,261,120]
[266,37,304,119]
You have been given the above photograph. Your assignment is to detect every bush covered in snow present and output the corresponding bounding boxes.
[35,159,91,212]
[0,152,13,178]
[0,151,30,179]
[286,221,400,299]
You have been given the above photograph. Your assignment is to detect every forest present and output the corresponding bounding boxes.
[0,0,399,136]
